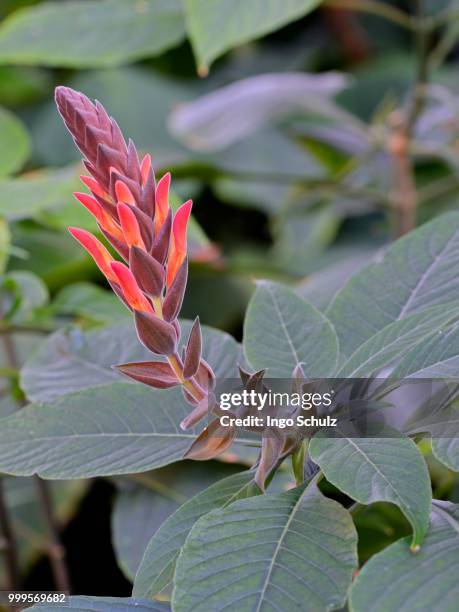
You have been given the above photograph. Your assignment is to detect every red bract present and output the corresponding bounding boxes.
[55,86,212,428]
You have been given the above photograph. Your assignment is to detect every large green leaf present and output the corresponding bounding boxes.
[0,106,30,176]
[112,462,243,581]
[30,596,169,611]
[133,471,257,598]
[0,0,185,67]
[392,320,459,378]
[0,383,197,479]
[349,501,459,612]
[337,303,459,377]
[183,0,323,73]
[327,212,459,356]
[21,321,240,402]
[243,280,338,377]
[172,483,357,612]
[0,167,80,220]
[309,434,431,547]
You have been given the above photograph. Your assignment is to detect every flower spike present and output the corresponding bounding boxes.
[57,87,223,467]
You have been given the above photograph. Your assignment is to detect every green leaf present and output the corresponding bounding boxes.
[0,167,80,220]
[30,596,169,611]
[0,218,10,273]
[431,434,459,473]
[337,303,459,377]
[0,0,185,68]
[327,212,459,356]
[172,483,357,612]
[392,320,459,378]
[114,463,246,581]
[0,383,198,479]
[133,471,258,598]
[183,0,323,73]
[0,106,30,176]
[309,434,431,547]
[349,501,459,612]
[243,280,338,377]
[21,321,240,402]
[1,271,49,324]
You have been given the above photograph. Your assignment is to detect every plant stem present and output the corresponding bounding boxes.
[0,479,20,596]
[388,111,417,238]
[0,324,71,593]
[388,0,429,239]
[34,478,70,593]
[323,0,416,30]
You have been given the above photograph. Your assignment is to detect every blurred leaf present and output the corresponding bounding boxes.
[243,280,338,377]
[52,282,128,324]
[272,209,340,276]
[1,270,49,323]
[212,129,323,214]
[8,224,89,290]
[0,0,185,68]
[327,212,459,357]
[0,167,80,220]
[30,596,170,611]
[309,434,431,548]
[0,382,199,478]
[21,321,240,402]
[349,501,459,612]
[0,218,10,273]
[169,72,363,150]
[183,0,323,73]
[133,470,257,598]
[0,106,30,176]
[0,66,49,107]
[173,483,357,612]
[113,462,243,580]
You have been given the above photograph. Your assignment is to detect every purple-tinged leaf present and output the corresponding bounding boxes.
[183,317,202,379]
[115,361,179,389]
[134,311,177,355]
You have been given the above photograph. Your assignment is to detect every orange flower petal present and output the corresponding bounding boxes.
[74,192,124,241]
[68,227,117,282]
[79,175,108,200]
[166,199,192,287]
[117,203,145,249]
[140,154,152,187]
[110,261,153,312]
[154,172,171,234]
[115,180,136,205]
